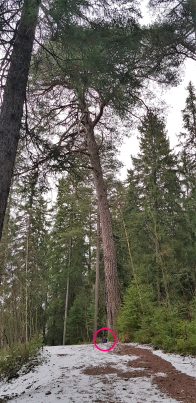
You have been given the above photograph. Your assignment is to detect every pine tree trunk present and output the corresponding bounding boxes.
[85,116,120,330]
[93,211,100,334]
[189,0,196,41]
[0,0,39,239]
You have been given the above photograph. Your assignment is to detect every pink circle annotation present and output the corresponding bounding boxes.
[93,327,117,352]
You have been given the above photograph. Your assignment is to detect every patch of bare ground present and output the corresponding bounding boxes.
[83,362,151,379]
[83,345,196,402]
[115,344,196,403]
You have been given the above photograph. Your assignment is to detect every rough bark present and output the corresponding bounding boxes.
[84,113,120,330]
[0,0,39,239]
[189,0,196,41]
[93,210,100,334]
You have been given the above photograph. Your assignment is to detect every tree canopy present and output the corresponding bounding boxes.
[0,0,196,357]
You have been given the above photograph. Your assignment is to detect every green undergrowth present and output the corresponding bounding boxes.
[117,282,196,355]
[0,334,44,381]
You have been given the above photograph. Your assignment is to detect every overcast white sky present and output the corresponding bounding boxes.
[119,1,196,179]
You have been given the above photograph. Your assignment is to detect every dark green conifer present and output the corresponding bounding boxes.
[126,110,181,301]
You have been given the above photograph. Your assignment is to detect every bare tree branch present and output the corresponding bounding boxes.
[92,102,105,128]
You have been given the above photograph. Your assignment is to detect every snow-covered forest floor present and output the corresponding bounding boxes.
[0,343,195,403]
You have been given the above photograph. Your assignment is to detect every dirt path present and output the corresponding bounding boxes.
[0,343,195,403]
[114,344,196,403]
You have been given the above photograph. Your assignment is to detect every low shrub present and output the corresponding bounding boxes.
[117,280,196,355]
[0,334,43,381]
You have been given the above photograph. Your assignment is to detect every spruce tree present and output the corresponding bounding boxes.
[126,110,181,303]
[179,81,196,171]
[177,82,196,300]
[117,109,196,351]
[0,167,50,346]
[46,174,96,345]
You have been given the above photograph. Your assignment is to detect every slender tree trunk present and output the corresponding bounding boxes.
[93,210,100,334]
[150,208,170,306]
[25,216,30,344]
[88,201,92,272]
[84,113,120,330]
[43,292,47,340]
[63,276,69,345]
[0,0,39,239]
[118,203,144,313]
[63,238,72,345]
[0,278,5,348]
[35,263,38,334]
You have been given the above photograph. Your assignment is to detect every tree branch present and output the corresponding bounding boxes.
[92,102,105,128]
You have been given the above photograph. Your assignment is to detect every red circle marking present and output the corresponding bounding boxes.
[93,327,117,352]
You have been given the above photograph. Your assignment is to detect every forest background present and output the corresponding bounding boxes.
[0,0,196,379]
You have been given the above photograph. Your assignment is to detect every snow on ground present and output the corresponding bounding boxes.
[128,342,196,377]
[0,343,195,403]
[153,349,196,377]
